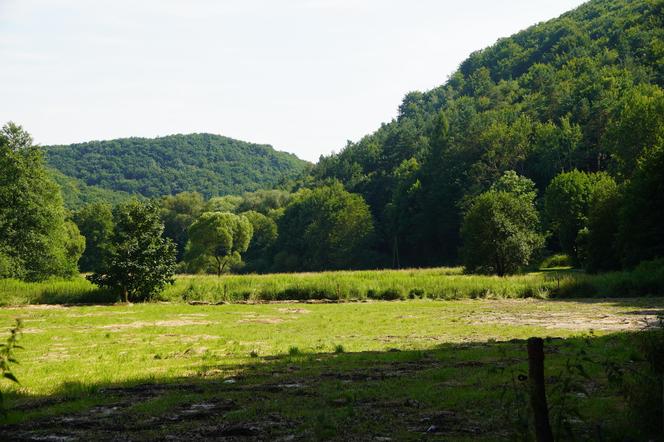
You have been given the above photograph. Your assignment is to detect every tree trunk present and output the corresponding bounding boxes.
[527,337,554,442]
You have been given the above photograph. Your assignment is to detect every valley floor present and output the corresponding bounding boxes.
[0,298,661,440]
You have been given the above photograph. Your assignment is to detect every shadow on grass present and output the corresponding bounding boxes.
[0,333,651,441]
[34,288,117,305]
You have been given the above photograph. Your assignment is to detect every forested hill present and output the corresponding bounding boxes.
[312,0,663,267]
[45,133,309,201]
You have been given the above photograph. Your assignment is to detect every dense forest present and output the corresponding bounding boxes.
[45,133,309,205]
[310,0,663,269]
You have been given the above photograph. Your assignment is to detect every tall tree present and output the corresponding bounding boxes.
[73,202,114,272]
[544,170,616,263]
[618,142,664,267]
[274,183,375,271]
[578,179,622,273]
[0,122,82,280]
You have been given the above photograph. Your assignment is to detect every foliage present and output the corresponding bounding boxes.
[0,122,83,280]
[311,0,664,269]
[618,142,664,267]
[461,188,544,276]
[579,178,622,272]
[72,203,115,273]
[544,170,616,262]
[158,192,205,261]
[185,212,253,276]
[45,133,309,199]
[61,220,86,276]
[0,319,22,415]
[273,183,375,272]
[49,169,133,209]
[241,211,278,273]
[88,200,176,302]
[489,170,537,204]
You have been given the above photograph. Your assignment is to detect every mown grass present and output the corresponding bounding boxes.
[0,298,660,440]
[1,263,663,306]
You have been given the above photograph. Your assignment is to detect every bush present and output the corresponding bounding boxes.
[539,254,572,269]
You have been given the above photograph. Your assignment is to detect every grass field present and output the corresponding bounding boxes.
[1,263,663,307]
[0,298,662,440]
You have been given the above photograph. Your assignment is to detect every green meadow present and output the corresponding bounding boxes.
[1,296,662,440]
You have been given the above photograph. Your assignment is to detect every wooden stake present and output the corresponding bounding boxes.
[527,337,554,442]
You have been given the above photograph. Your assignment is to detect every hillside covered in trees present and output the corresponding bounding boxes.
[311,0,663,268]
[45,133,309,204]
[4,0,663,281]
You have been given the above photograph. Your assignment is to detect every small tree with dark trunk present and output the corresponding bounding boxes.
[461,190,544,276]
[88,200,176,302]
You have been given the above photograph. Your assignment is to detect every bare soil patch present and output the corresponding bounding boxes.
[96,320,213,331]
[276,308,311,314]
[468,310,656,331]
[238,317,285,324]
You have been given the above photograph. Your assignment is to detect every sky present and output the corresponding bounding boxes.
[0,0,586,162]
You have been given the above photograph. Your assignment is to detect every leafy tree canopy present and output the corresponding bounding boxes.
[88,200,176,302]
[0,122,83,280]
[461,189,545,276]
[186,212,253,276]
[73,202,114,273]
[274,183,375,272]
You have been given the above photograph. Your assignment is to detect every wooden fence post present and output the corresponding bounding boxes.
[527,337,554,442]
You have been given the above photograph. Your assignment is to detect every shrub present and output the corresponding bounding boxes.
[540,254,572,269]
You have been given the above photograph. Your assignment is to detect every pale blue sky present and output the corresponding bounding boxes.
[1,0,586,161]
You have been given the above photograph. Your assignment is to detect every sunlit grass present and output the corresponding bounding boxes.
[1,264,662,306]
[0,298,658,439]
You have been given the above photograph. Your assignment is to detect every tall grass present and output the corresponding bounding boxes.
[0,262,662,306]
[0,278,114,306]
[159,267,554,303]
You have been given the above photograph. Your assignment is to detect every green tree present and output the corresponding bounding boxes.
[544,170,616,262]
[604,85,664,177]
[88,200,176,302]
[461,190,544,276]
[490,170,538,204]
[62,220,86,276]
[73,202,114,272]
[159,192,205,261]
[241,211,278,273]
[274,183,375,271]
[618,142,664,267]
[205,195,243,213]
[0,122,81,280]
[237,190,293,214]
[186,212,253,276]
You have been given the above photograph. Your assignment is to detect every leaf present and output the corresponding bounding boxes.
[3,372,19,383]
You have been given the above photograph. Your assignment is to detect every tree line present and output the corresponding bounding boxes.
[2,0,663,300]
